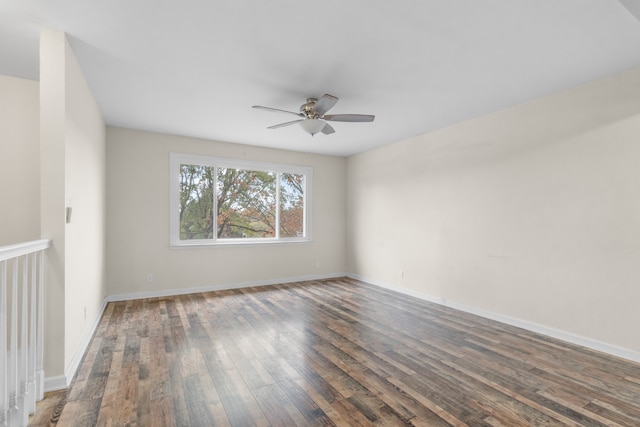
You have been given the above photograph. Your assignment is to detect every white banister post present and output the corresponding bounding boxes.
[27,253,37,414]
[0,260,8,426]
[18,255,29,425]
[35,250,44,401]
[9,259,19,426]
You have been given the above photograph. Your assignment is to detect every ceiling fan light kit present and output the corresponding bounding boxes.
[253,94,375,136]
[300,118,326,136]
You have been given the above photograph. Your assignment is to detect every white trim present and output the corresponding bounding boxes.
[43,375,67,393]
[44,273,345,391]
[168,237,312,248]
[65,300,108,385]
[49,272,639,394]
[43,300,108,392]
[106,272,347,302]
[444,299,640,364]
[347,273,640,364]
[0,239,51,262]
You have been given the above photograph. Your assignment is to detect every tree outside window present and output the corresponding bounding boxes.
[171,154,310,245]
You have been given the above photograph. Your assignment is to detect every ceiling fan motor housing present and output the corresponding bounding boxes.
[300,98,319,118]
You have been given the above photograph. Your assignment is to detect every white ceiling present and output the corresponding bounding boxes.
[2,1,640,156]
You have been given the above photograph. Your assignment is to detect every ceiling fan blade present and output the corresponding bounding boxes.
[321,122,335,135]
[323,114,375,122]
[253,105,303,117]
[267,119,304,129]
[312,94,339,116]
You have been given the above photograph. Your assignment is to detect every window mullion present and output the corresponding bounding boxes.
[275,173,281,239]
[302,175,307,238]
[213,166,218,242]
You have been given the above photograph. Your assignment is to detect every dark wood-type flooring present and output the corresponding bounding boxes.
[35,277,640,426]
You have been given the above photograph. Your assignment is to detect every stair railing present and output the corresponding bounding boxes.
[0,239,50,427]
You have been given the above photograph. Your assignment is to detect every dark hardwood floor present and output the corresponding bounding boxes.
[36,277,640,426]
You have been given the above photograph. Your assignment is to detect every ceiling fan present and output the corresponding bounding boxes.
[252,94,375,136]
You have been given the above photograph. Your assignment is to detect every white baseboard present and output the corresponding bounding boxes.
[48,271,638,393]
[44,300,108,393]
[65,300,108,385]
[347,273,640,364]
[105,272,347,303]
[43,375,67,393]
[44,272,347,390]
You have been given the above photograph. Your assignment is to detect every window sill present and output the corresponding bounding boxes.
[170,238,312,249]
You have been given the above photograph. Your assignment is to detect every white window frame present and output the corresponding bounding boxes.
[170,152,313,247]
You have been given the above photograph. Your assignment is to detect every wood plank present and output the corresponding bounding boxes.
[37,278,640,426]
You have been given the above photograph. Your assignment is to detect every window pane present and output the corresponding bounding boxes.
[179,164,215,240]
[280,173,304,238]
[171,153,311,246]
[217,168,276,238]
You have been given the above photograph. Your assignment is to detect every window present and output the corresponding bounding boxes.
[170,153,312,246]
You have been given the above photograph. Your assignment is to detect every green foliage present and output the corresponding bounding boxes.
[179,165,304,240]
[280,173,304,237]
[217,168,276,238]
[179,165,214,240]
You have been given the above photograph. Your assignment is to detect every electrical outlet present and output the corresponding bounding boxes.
[315,261,320,268]
[84,306,87,320]
[399,270,404,279]
[147,273,153,283]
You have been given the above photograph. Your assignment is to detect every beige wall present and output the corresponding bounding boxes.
[0,75,40,246]
[347,68,640,354]
[63,32,107,374]
[40,28,68,379]
[40,28,106,379]
[106,127,347,296]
